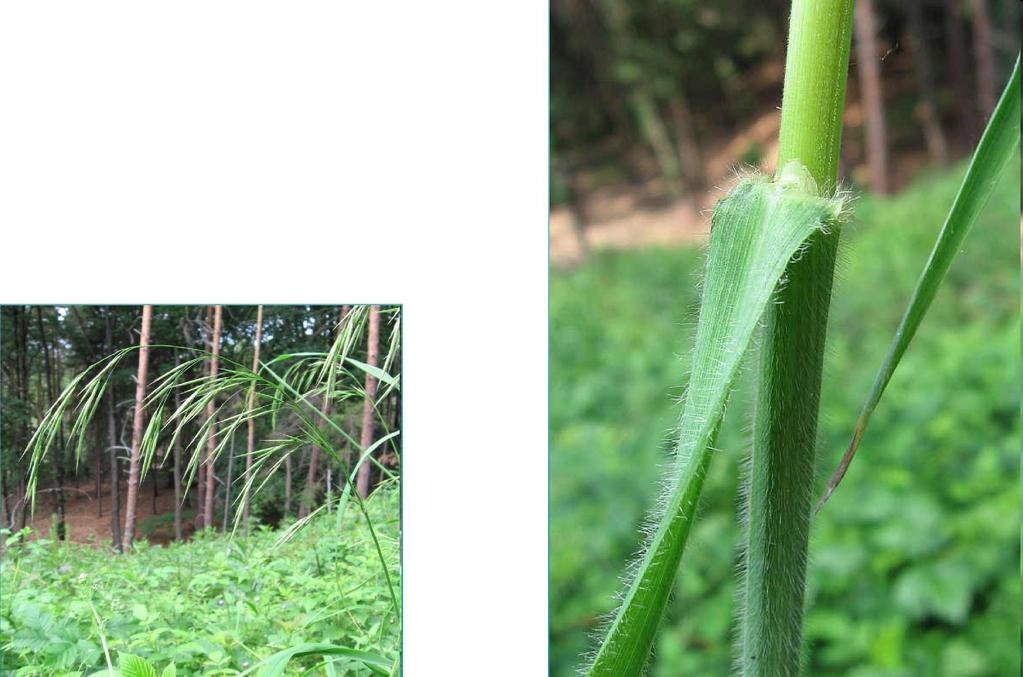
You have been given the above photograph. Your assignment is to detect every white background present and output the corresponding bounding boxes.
[0,3,547,674]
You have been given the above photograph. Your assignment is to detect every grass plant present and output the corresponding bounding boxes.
[580,1,1020,673]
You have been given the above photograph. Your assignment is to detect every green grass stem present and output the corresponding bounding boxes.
[740,1,855,675]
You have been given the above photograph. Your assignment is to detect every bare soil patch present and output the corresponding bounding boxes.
[24,476,198,548]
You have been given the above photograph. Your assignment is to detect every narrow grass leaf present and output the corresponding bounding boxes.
[251,643,390,677]
[345,357,398,388]
[817,54,1021,511]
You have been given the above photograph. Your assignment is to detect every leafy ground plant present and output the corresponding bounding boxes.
[0,489,399,676]
[579,0,1020,673]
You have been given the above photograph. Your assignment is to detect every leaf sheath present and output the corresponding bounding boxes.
[585,167,844,676]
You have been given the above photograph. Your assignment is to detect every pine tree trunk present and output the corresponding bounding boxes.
[944,0,978,144]
[907,0,949,164]
[298,425,327,519]
[12,309,29,534]
[284,454,293,517]
[95,431,103,517]
[202,305,223,530]
[173,348,183,541]
[36,307,66,541]
[105,309,122,552]
[5,482,17,536]
[15,479,27,532]
[670,92,705,190]
[299,308,344,518]
[180,314,195,512]
[632,89,683,198]
[121,305,153,551]
[222,433,235,531]
[967,0,996,115]
[243,305,263,533]
[390,391,400,439]
[597,0,682,198]
[196,306,213,527]
[854,0,890,193]
[0,472,7,559]
[0,471,7,531]
[552,158,589,259]
[356,306,381,498]
[55,343,68,540]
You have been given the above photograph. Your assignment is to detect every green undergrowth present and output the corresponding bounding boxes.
[550,160,1019,676]
[0,489,400,676]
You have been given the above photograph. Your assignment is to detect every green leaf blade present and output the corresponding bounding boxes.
[254,643,391,677]
[818,54,1021,510]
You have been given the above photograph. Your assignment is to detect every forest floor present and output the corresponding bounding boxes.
[550,106,783,266]
[24,476,197,547]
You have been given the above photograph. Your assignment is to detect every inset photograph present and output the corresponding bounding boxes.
[1,305,401,676]
[551,0,1018,675]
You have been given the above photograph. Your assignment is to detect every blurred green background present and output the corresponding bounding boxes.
[550,161,1020,675]
[550,1,1020,673]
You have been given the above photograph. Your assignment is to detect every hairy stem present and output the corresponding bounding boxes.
[740,1,855,675]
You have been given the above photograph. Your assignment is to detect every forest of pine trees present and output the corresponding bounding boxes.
[0,305,401,548]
